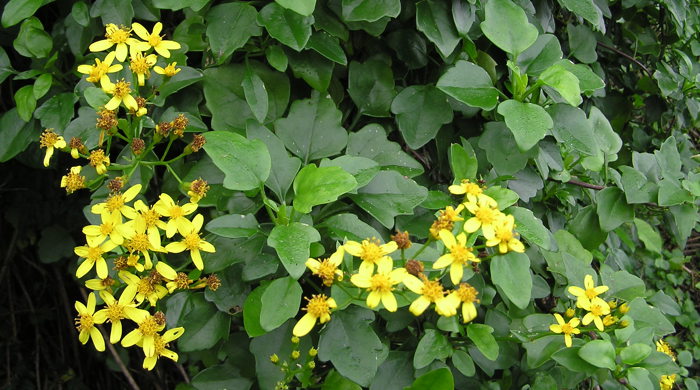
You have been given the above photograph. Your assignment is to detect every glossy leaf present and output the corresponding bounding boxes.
[206,3,260,64]
[267,222,321,279]
[416,0,461,57]
[467,323,499,361]
[258,2,314,51]
[491,252,532,310]
[414,329,453,369]
[437,60,499,110]
[497,100,553,151]
[480,0,538,55]
[293,164,357,213]
[391,85,453,149]
[203,131,271,191]
[259,277,302,331]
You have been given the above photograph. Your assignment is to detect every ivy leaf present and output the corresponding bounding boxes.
[247,121,300,202]
[540,63,582,106]
[2,0,49,28]
[267,223,321,279]
[405,368,454,390]
[258,2,314,51]
[558,0,603,32]
[437,60,499,110]
[14,85,35,122]
[206,3,260,64]
[346,124,424,177]
[259,277,302,331]
[467,324,499,361]
[293,164,357,213]
[480,0,538,56]
[620,344,652,365]
[275,0,316,16]
[177,293,231,352]
[478,122,535,175]
[596,187,634,231]
[349,170,428,228]
[206,214,259,239]
[633,218,662,253]
[391,85,453,149]
[497,100,553,151]
[348,59,396,117]
[509,206,552,250]
[415,0,461,57]
[414,329,453,369]
[578,340,616,370]
[518,34,563,76]
[341,0,400,22]
[449,143,478,182]
[203,131,271,191]
[547,104,599,156]
[307,31,347,65]
[275,92,347,163]
[287,49,335,91]
[191,365,253,390]
[318,306,383,387]
[317,213,381,243]
[491,252,532,310]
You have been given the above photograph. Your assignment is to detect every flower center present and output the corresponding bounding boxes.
[585,288,598,299]
[106,303,125,322]
[130,54,152,74]
[64,172,85,193]
[141,209,161,228]
[112,80,132,98]
[100,222,115,236]
[127,254,140,267]
[475,206,497,224]
[360,239,383,263]
[590,304,605,316]
[106,24,131,43]
[169,205,184,219]
[560,323,575,334]
[450,244,473,265]
[306,295,331,318]
[421,280,445,302]
[148,34,162,47]
[75,313,94,331]
[456,284,478,303]
[496,226,514,241]
[464,182,483,196]
[369,274,392,293]
[104,193,124,212]
[183,233,201,250]
[315,259,338,280]
[137,278,155,296]
[138,316,159,336]
[128,233,150,252]
[89,149,108,166]
[87,246,104,261]
[40,130,60,147]
[152,333,166,355]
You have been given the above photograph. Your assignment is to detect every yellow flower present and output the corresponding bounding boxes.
[131,22,181,58]
[187,178,209,203]
[131,200,167,248]
[141,327,185,370]
[567,274,609,308]
[579,297,611,331]
[121,311,166,357]
[39,129,66,167]
[89,23,141,62]
[85,276,114,291]
[122,223,167,270]
[343,238,397,276]
[154,62,181,77]
[293,294,337,337]
[119,270,169,306]
[306,247,344,286]
[83,212,129,246]
[94,288,146,344]
[549,313,580,347]
[165,214,215,270]
[129,52,157,86]
[74,293,106,351]
[61,166,86,194]
[154,193,197,237]
[402,275,458,317]
[350,268,407,312]
[483,214,525,253]
[75,239,118,279]
[565,307,576,318]
[450,283,480,323]
[441,204,465,222]
[660,374,676,390]
[448,179,486,202]
[434,230,478,284]
[463,195,501,236]
[88,149,111,175]
[656,339,676,361]
[91,184,141,220]
[77,51,123,84]
[102,79,139,112]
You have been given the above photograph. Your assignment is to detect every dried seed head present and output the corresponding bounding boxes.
[131,137,145,155]
[405,259,424,277]
[391,230,412,249]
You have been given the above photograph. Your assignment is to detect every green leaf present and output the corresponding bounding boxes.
[307,31,347,65]
[568,205,606,250]
[348,59,396,117]
[293,164,357,213]
[626,367,654,390]
[276,0,316,16]
[467,323,499,361]
[13,17,52,59]
[620,344,652,365]
[38,225,75,264]
[247,122,301,202]
[319,156,379,189]
[414,329,453,369]
[524,335,564,369]
[596,187,634,231]
[205,3,260,64]
[567,23,597,64]
[518,34,563,76]
[655,136,683,180]
[206,214,259,238]
[601,269,646,301]
[491,252,532,310]
[540,64,582,106]
[437,60,499,110]
[265,45,288,72]
[322,369,362,390]
[243,284,268,337]
[317,213,381,243]
[242,68,269,124]
[620,166,658,204]
[267,222,321,279]
[83,87,110,109]
[191,365,253,390]
[349,170,428,228]
[33,73,52,100]
[405,368,454,390]
[578,340,616,370]
[497,100,553,151]
[346,124,424,177]
[14,85,35,122]
[318,306,383,387]
[551,347,599,374]
[258,3,313,51]
[2,0,49,28]
[71,2,89,27]
[558,0,602,29]
[204,265,248,313]
[250,321,313,388]
[480,0,538,56]
[287,49,335,91]
[633,218,662,253]
[547,104,599,156]
[341,0,400,22]
[483,187,519,210]
[449,143,477,182]
[178,293,231,352]
[90,0,133,25]
[275,93,348,163]
[628,297,675,336]
[510,206,552,250]
[588,106,621,157]
[0,47,14,84]
[416,0,461,57]
[478,121,534,175]
[203,131,271,191]
[451,349,476,377]
[259,277,302,331]
[35,93,75,130]
[658,178,693,206]
[391,85,453,149]
[557,60,605,94]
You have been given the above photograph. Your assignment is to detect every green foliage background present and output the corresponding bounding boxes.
[0,0,699,388]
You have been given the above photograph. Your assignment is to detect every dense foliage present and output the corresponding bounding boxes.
[1,0,699,389]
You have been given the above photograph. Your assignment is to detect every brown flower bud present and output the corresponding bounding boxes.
[391,230,412,249]
[207,274,221,291]
[131,137,145,155]
[405,259,424,277]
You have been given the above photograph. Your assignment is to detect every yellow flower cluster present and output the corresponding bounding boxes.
[72,183,217,370]
[550,274,630,347]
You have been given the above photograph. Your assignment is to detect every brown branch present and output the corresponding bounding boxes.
[567,179,605,190]
[597,41,653,77]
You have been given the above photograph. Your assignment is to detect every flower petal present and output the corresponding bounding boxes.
[292,313,317,337]
[381,292,397,312]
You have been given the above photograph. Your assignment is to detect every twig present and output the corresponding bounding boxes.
[176,363,190,383]
[567,179,605,190]
[597,41,653,77]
